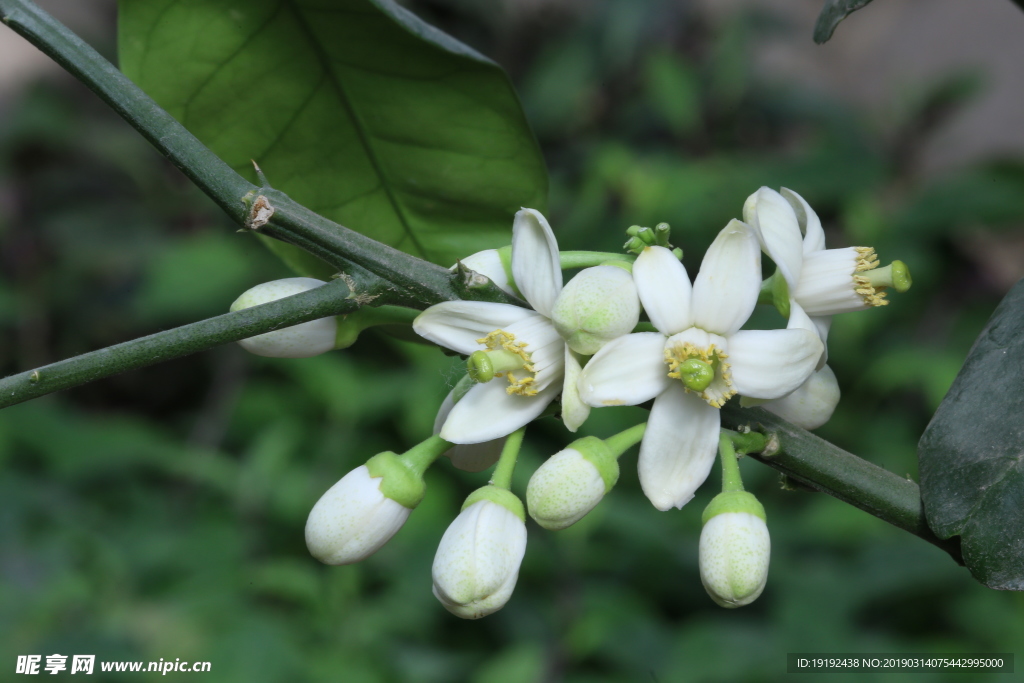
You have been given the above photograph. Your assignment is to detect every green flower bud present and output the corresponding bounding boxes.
[550,266,640,355]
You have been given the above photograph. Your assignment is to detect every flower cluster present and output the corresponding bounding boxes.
[232,187,910,616]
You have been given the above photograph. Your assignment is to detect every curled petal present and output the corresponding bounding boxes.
[744,187,803,288]
[780,187,826,255]
[633,246,693,336]
[692,220,761,337]
[578,332,671,407]
[512,208,562,317]
[638,385,721,511]
[414,302,543,355]
[727,328,823,400]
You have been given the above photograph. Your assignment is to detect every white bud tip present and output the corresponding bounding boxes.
[305,466,412,565]
[431,500,527,619]
[699,511,771,608]
[526,449,606,530]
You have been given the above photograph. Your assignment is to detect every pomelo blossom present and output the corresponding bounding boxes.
[414,209,577,443]
[743,187,908,427]
[578,220,822,510]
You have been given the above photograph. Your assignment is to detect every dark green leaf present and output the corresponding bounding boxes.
[118,0,547,275]
[918,277,1024,589]
[813,0,876,44]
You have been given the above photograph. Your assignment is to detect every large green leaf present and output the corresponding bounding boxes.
[918,277,1024,589]
[118,0,547,277]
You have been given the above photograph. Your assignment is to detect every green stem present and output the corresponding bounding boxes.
[402,434,453,477]
[0,278,371,410]
[604,422,647,458]
[490,427,526,490]
[559,251,636,269]
[720,403,964,565]
[718,433,745,493]
[335,304,419,349]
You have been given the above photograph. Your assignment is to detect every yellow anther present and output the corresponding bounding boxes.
[475,329,539,396]
[664,342,735,407]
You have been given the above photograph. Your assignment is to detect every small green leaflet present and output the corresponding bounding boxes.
[919,277,1024,590]
[119,0,547,278]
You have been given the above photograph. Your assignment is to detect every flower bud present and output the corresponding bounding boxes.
[550,265,641,355]
[432,487,527,619]
[304,459,418,565]
[699,491,770,608]
[230,278,337,358]
[526,436,618,530]
[762,365,840,430]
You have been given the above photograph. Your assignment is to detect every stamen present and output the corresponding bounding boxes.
[851,247,888,307]
[474,330,539,396]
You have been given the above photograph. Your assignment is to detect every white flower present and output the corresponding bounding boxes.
[432,388,507,472]
[304,465,411,565]
[744,187,893,367]
[578,221,822,511]
[526,447,608,530]
[761,364,841,430]
[230,278,337,358]
[415,209,585,443]
[432,499,527,619]
[699,511,771,608]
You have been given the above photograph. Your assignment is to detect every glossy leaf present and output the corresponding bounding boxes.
[918,277,1024,590]
[118,0,547,277]
[813,0,876,44]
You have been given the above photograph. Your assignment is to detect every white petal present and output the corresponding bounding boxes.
[512,208,562,317]
[780,188,826,255]
[433,390,505,472]
[413,302,542,355]
[811,315,832,370]
[638,385,721,511]
[726,328,823,400]
[744,187,803,288]
[561,348,590,432]
[692,219,761,336]
[456,249,514,295]
[791,247,868,316]
[633,246,693,335]
[304,465,411,565]
[577,332,671,407]
[786,300,825,371]
[440,380,559,444]
[762,365,840,430]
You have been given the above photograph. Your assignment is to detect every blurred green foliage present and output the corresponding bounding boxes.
[2,0,1024,680]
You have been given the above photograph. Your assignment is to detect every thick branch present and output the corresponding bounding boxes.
[0,278,382,409]
[721,404,964,565]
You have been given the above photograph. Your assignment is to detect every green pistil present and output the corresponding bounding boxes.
[467,349,525,383]
[678,359,715,392]
[866,260,912,293]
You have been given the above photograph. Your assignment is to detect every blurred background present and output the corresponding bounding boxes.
[2,0,1024,680]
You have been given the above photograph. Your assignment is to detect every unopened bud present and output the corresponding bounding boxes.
[230,278,336,358]
[550,266,640,355]
[699,491,770,608]
[526,436,618,530]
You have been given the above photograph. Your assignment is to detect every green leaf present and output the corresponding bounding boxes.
[918,277,1024,589]
[118,0,547,276]
[813,0,877,44]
